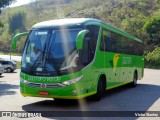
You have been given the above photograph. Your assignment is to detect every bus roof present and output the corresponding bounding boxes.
[32,18,96,29]
[32,18,142,43]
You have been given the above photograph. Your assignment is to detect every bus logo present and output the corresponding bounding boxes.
[40,84,46,88]
[113,54,120,72]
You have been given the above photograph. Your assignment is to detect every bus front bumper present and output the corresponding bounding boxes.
[20,78,96,99]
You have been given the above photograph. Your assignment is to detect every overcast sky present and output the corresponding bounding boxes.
[9,0,34,7]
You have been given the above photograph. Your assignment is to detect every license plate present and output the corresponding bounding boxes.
[39,91,49,96]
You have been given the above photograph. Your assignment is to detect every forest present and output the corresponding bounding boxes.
[0,0,160,68]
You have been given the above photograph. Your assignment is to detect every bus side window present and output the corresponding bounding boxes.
[100,29,111,52]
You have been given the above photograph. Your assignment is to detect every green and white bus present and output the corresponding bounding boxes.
[12,18,144,100]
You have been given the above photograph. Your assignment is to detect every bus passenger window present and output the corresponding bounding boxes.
[100,29,111,51]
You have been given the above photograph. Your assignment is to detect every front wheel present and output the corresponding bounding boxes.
[94,78,106,101]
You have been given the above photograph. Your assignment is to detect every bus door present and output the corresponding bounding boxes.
[81,25,100,91]
[80,35,94,92]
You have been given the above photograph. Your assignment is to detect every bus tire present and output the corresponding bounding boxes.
[131,72,138,87]
[94,77,106,101]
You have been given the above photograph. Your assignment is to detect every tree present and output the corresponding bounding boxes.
[145,46,160,67]
[0,20,4,27]
[0,0,16,9]
[8,12,26,35]
[143,17,160,46]
[0,0,16,27]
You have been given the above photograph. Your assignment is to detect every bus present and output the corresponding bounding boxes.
[12,18,144,101]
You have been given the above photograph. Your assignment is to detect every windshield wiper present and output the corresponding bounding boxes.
[42,44,48,71]
[30,42,50,73]
[29,51,44,73]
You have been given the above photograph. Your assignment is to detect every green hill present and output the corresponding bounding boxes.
[0,0,160,67]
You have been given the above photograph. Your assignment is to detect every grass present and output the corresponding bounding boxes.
[16,61,21,69]
[0,51,21,56]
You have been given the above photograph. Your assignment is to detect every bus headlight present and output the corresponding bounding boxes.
[62,75,83,86]
[20,78,29,84]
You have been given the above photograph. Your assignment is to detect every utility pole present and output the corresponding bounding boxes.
[10,52,11,60]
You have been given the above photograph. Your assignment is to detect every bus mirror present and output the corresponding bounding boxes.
[12,32,29,51]
[76,30,89,50]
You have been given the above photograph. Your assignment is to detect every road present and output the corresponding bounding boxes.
[0,69,159,120]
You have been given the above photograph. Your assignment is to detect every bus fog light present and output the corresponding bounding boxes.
[72,90,77,95]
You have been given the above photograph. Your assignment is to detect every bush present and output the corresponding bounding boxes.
[145,46,160,68]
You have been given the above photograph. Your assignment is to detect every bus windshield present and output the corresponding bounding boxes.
[21,29,81,75]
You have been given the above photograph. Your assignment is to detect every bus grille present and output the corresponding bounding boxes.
[25,82,65,88]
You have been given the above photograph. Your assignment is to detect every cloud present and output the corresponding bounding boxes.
[9,0,32,7]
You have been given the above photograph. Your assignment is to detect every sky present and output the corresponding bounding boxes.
[9,0,34,7]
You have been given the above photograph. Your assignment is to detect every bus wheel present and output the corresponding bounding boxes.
[131,72,137,87]
[94,78,106,101]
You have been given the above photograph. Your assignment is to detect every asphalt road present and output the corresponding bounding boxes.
[0,69,159,120]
